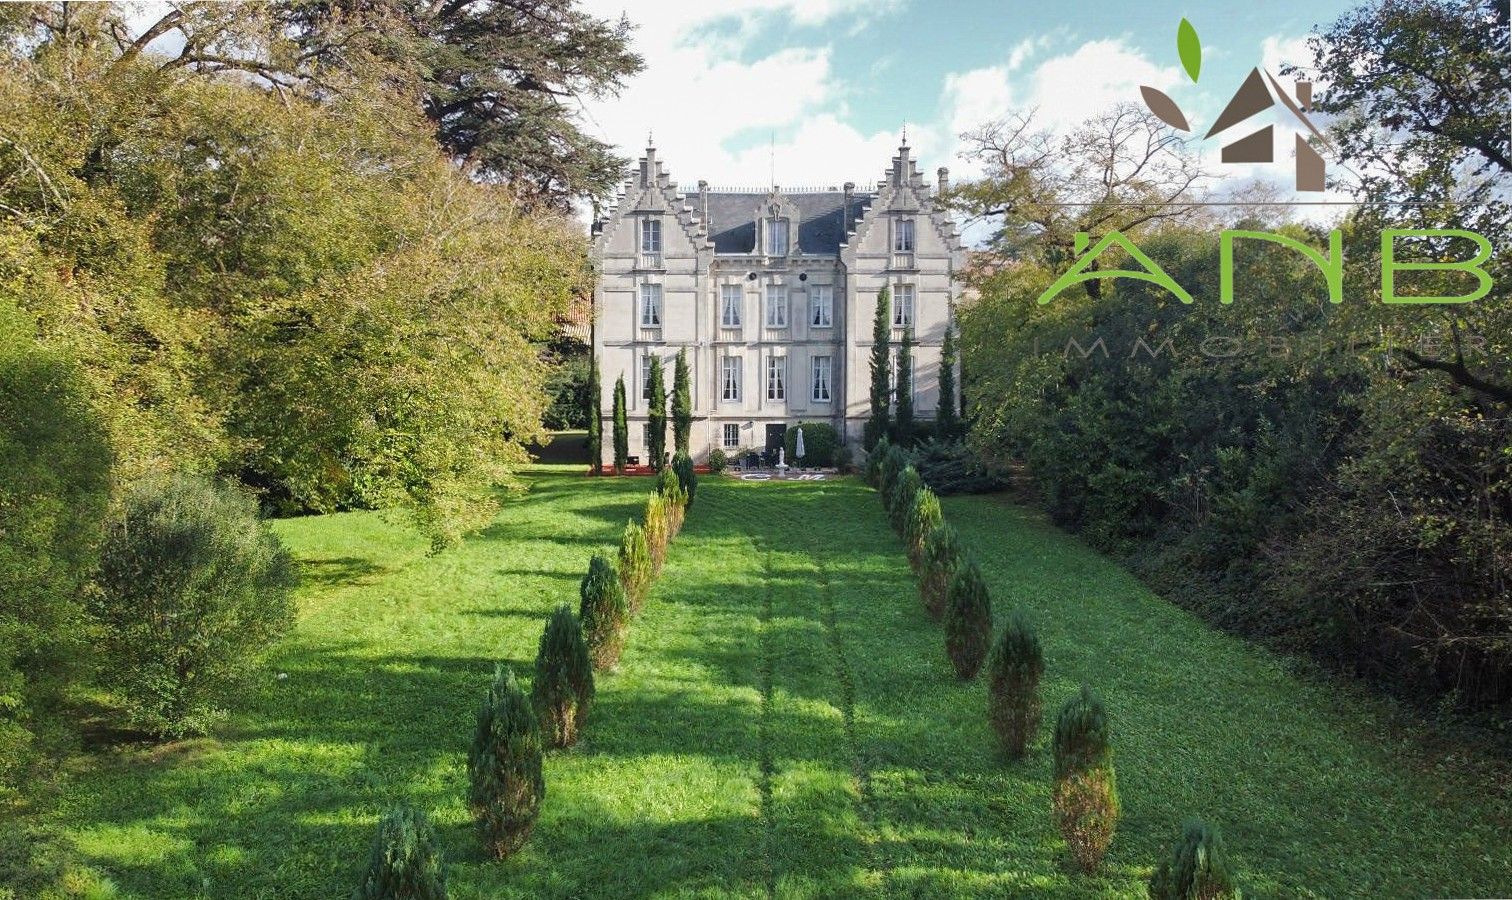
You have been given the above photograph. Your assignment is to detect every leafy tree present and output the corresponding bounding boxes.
[864,287,892,449]
[904,488,943,570]
[612,375,629,474]
[988,611,1045,759]
[894,326,915,445]
[944,559,992,680]
[647,355,667,471]
[532,604,595,749]
[1149,820,1242,900]
[618,520,653,614]
[467,667,544,859]
[672,349,692,455]
[354,804,448,900]
[92,475,297,737]
[672,451,696,510]
[1052,686,1119,873]
[587,353,603,476]
[920,523,963,621]
[936,313,961,439]
[578,554,629,670]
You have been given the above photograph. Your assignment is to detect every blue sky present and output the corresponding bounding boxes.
[580,0,1361,194]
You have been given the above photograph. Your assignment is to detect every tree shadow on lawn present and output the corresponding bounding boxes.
[297,555,394,589]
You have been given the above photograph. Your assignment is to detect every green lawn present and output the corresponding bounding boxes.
[40,467,1511,898]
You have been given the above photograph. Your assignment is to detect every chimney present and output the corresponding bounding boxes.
[842,181,855,235]
[937,166,950,195]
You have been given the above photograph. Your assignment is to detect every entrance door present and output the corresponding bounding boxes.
[765,423,786,462]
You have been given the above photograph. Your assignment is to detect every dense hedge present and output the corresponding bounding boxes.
[784,422,840,467]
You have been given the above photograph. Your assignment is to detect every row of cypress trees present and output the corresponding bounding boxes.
[861,286,963,451]
[354,458,698,897]
[868,440,1239,896]
[594,349,693,475]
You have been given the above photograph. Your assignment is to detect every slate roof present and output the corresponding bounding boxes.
[697,191,874,255]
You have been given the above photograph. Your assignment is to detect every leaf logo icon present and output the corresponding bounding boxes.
[1178,18,1201,82]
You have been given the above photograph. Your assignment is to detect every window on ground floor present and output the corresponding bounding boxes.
[722,423,740,448]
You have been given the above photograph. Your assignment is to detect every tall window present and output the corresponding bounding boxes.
[723,423,740,448]
[810,285,832,327]
[765,285,788,328]
[766,355,786,401]
[640,218,662,253]
[812,355,832,402]
[894,218,915,252]
[721,356,742,401]
[892,284,914,327]
[766,218,789,256]
[640,283,662,327]
[721,284,742,327]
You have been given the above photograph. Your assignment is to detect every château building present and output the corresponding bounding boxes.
[590,138,964,465]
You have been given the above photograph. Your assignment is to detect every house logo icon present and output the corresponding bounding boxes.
[1139,18,1331,191]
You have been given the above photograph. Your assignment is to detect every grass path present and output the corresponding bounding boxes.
[39,468,1512,898]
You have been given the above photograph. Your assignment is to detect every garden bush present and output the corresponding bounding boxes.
[878,445,908,503]
[944,559,992,679]
[1148,820,1242,900]
[888,466,924,534]
[578,554,629,670]
[909,438,1004,495]
[657,468,686,534]
[904,488,943,570]
[1052,686,1119,873]
[531,605,595,749]
[354,804,448,899]
[987,610,1044,759]
[784,422,840,467]
[864,436,892,487]
[467,667,544,859]
[920,523,963,621]
[91,474,297,737]
[672,452,696,509]
[617,520,652,614]
[707,448,728,474]
[644,493,672,572]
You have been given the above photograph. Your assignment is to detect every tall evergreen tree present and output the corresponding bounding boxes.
[587,354,603,475]
[467,667,544,859]
[611,375,628,474]
[864,287,892,450]
[936,313,960,439]
[647,355,667,471]
[672,349,692,455]
[895,325,915,445]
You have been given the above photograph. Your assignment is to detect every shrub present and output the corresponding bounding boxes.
[467,667,544,859]
[1052,686,1119,873]
[1149,820,1242,900]
[784,421,840,467]
[944,559,992,679]
[644,493,671,571]
[987,610,1045,759]
[578,554,629,670]
[672,452,696,509]
[865,436,892,487]
[531,605,595,749]
[904,488,943,570]
[91,475,297,737]
[657,467,686,534]
[617,520,653,614]
[910,438,1004,495]
[707,448,728,474]
[920,523,963,620]
[354,804,448,899]
[878,445,908,506]
[834,443,854,473]
[888,466,923,534]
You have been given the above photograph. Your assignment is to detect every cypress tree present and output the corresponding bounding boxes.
[904,488,943,570]
[644,493,670,572]
[672,349,692,455]
[864,287,891,450]
[587,354,603,475]
[467,667,544,859]
[657,467,686,534]
[1052,685,1120,873]
[1149,821,1242,899]
[987,610,1044,759]
[944,558,992,679]
[647,355,667,471]
[865,435,892,488]
[672,451,696,509]
[920,522,962,620]
[894,325,914,446]
[612,375,628,474]
[578,554,629,670]
[532,604,595,749]
[937,314,960,440]
[889,466,923,534]
[617,520,652,614]
[878,445,908,508]
[354,804,448,900]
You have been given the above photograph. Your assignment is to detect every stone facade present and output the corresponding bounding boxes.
[590,140,964,466]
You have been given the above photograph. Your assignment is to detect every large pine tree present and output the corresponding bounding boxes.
[895,325,915,445]
[612,375,628,474]
[864,287,892,450]
[672,349,692,455]
[647,356,667,471]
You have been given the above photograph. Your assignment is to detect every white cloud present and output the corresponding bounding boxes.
[1260,33,1314,77]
